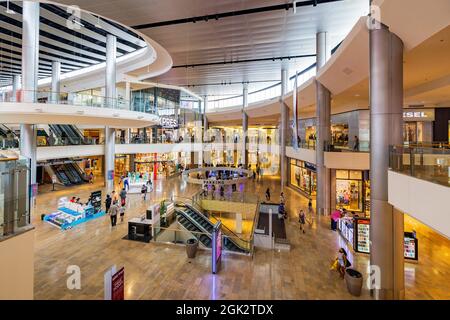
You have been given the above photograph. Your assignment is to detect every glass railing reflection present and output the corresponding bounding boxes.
[390,144,450,187]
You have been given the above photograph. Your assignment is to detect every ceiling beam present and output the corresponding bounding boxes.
[173,54,316,69]
[132,0,343,30]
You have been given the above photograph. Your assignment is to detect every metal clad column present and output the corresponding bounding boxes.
[104,34,117,192]
[51,61,61,103]
[20,1,39,187]
[315,32,331,215]
[369,23,405,300]
[242,83,249,166]
[280,69,288,189]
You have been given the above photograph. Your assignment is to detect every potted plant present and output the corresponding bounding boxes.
[160,200,167,227]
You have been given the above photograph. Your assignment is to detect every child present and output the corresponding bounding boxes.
[119,205,125,223]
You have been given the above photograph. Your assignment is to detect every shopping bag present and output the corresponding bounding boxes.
[330,259,339,271]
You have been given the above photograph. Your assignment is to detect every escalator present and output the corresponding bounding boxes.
[0,124,19,149]
[49,162,87,186]
[50,165,71,186]
[49,124,85,145]
[176,204,248,254]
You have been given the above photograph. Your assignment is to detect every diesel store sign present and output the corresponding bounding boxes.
[159,116,178,128]
[403,108,435,121]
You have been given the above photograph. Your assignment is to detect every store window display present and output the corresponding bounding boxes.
[335,170,364,212]
[289,159,317,196]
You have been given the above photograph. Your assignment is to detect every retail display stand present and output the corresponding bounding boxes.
[44,195,105,230]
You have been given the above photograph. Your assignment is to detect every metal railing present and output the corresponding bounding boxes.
[390,144,450,187]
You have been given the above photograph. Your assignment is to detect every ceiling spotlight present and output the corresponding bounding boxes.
[6,0,16,14]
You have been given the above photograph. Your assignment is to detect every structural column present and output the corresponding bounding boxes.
[242,82,249,166]
[104,34,117,192]
[315,31,331,215]
[125,81,131,108]
[12,74,20,102]
[51,61,61,103]
[280,68,288,189]
[369,23,405,300]
[20,1,39,189]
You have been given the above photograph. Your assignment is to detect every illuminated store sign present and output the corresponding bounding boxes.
[403,109,435,121]
[159,117,178,128]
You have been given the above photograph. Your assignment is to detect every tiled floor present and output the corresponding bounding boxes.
[33,175,450,300]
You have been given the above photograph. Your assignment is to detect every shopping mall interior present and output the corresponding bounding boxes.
[0,0,449,302]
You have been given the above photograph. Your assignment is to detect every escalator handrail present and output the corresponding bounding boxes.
[175,208,213,238]
[186,202,251,253]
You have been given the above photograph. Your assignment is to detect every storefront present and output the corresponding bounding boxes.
[403,108,435,143]
[337,216,418,260]
[288,159,317,197]
[334,169,370,216]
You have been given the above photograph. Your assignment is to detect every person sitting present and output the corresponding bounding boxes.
[69,196,76,203]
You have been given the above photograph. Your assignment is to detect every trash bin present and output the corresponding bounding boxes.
[186,238,199,259]
[345,268,363,297]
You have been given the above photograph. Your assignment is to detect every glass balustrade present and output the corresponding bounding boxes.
[390,144,450,187]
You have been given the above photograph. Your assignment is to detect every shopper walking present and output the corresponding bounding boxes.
[141,184,148,200]
[265,188,271,201]
[299,209,306,233]
[105,194,112,213]
[119,188,127,207]
[336,248,351,278]
[119,205,125,223]
[353,135,360,151]
[88,171,94,184]
[280,192,286,205]
[123,175,129,191]
[109,201,119,227]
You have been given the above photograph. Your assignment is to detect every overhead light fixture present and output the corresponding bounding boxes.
[72,19,85,28]
[95,16,102,29]
[6,0,16,14]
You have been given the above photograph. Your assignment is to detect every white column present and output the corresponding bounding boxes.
[280,68,288,189]
[315,32,331,216]
[125,81,131,109]
[20,1,39,188]
[104,34,117,192]
[12,75,20,102]
[51,61,61,104]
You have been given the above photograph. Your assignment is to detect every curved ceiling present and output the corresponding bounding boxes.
[0,0,148,86]
[52,0,369,98]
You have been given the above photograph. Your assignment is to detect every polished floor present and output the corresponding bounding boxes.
[33,175,450,300]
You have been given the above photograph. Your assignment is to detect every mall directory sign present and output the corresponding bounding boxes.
[212,221,222,274]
